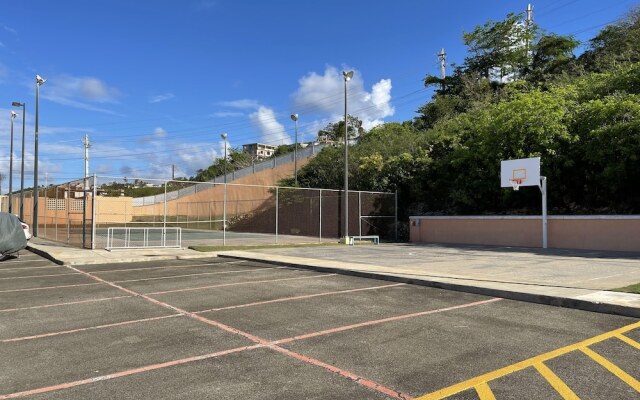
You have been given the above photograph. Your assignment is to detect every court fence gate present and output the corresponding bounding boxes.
[15,175,398,250]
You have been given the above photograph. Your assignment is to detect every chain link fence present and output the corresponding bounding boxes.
[14,175,397,250]
[7,177,94,248]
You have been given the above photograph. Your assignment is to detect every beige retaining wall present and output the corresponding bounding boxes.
[409,216,640,252]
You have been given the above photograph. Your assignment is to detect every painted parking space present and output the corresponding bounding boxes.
[0,255,637,399]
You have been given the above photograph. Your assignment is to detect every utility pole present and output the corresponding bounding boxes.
[438,48,446,79]
[83,134,90,191]
[525,4,534,54]
[172,164,175,180]
[526,4,533,27]
[438,48,447,91]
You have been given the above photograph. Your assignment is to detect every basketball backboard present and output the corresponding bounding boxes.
[501,157,540,189]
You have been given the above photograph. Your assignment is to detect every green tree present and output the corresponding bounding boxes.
[579,7,640,72]
[462,12,535,80]
[192,148,252,182]
[316,115,365,142]
[527,34,580,83]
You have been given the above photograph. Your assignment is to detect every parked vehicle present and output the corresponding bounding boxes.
[17,216,32,240]
[0,212,28,256]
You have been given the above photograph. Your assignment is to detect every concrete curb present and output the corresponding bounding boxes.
[219,254,640,319]
[25,245,217,266]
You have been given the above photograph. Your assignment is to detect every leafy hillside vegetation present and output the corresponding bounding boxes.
[289,7,640,221]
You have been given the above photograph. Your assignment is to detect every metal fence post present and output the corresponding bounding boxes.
[163,180,168,247]
[82,179,87,249]
[223,182,227,246]
[43,186,47,238]
[358,191,362,237]
[395,190,399,242]
[92,174,97,250]
[55,183,59,241]
[275,186,279,244]
[66,183,71,244]
[319,189,322,243]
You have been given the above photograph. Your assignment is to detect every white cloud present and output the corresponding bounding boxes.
[3,25,17,35]
[138,127,168,143]
[148,93,175,103]
[211,111,244,118]
[43,75,122,115]
[292,66,395,130]
[219,99,260,109]
[250,106,291,145]
[153,127,167,138]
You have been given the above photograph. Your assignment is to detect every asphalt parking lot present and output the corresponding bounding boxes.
[0,252,638,399]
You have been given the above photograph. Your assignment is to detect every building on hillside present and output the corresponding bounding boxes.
[242,143,277,160]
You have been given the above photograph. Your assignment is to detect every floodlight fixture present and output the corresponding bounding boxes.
[343,70,354,81]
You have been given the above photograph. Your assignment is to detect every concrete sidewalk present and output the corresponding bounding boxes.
[25,237,216,265]
[217,244,640,318]
[21,238,640,317]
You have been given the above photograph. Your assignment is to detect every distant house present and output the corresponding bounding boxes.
[242,143,276,160]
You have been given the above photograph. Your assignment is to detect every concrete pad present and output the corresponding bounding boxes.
[219,247,640,317]
[76,257,225,272]
[27,238,217,266]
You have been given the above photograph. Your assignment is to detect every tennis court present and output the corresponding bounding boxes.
[1,254,638,399]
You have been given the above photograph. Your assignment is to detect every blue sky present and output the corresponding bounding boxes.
[0,0,637,188]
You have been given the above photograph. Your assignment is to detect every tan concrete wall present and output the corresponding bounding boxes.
[88,159,310,223]
[410,216,640,252]
[548,218,640,252]
[130,159,307,217]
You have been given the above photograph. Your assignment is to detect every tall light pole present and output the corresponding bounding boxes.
[342,70,353,242]
[220,133,228,246]
[8,111,16,213]
[33,75,46,237]
[12,102,26,219]
[290,113,299,185]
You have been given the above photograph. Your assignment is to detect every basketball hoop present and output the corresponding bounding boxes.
[509,178,523,191]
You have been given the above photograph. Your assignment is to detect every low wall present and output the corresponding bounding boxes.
[409,215,640,252]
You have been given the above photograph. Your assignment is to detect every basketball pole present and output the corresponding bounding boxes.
[540,176,547,249]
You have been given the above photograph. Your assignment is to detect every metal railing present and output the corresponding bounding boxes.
[132,143,328,207]
[106,227,182,250]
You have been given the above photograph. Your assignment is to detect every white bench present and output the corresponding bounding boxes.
[348,235,380,245]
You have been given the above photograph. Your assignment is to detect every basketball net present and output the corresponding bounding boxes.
[509,178,523,191]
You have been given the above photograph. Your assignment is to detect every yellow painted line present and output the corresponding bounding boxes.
[475,382,496,400]
[616,334,640,350]
[533,362,580,400]
[416,321,640,400]
[580,347,640,392]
